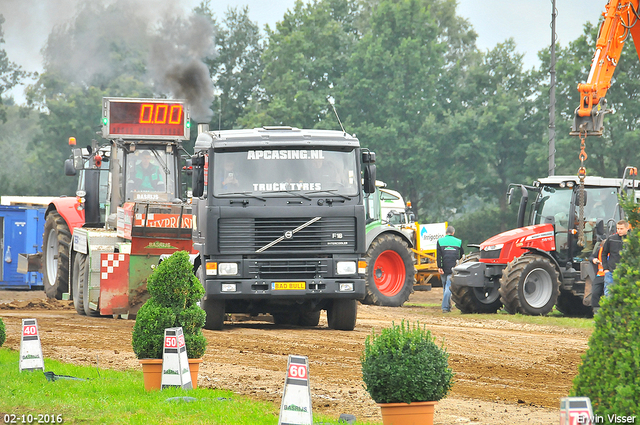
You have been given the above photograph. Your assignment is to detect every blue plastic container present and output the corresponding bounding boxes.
[0,205,45,289]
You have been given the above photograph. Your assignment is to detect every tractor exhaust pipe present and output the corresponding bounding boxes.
[198,123,209,135]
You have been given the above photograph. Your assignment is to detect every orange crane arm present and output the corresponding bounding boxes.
[573,0,640,135]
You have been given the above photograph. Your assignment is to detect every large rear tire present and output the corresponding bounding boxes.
[499,255,559,315]
[327,299,357,330]
[363,233,415,306]
[81,254,100,317]
[451,253,502,314]
[43,211,71,300]
[72,253,86,315]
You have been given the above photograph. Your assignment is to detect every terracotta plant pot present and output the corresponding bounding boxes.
[378,400,437,425]
[140,358,203,391]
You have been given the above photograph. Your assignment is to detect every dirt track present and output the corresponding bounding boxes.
[0,288,590,424]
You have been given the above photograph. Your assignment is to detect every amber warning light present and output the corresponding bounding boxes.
[102,98,190,140]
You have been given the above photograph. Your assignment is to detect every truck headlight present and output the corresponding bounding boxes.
[218,263,238,276]
[336,261,356,275]
[221,283,237,292]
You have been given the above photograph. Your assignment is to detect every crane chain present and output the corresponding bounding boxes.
[577,130,587,247]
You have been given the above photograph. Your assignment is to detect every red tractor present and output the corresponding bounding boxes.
[22,98,195,317]
[451,172,638,316]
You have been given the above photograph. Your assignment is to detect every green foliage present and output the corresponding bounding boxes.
[147,251,204,309]
[132,251,206,359]
[361,320,453,403]
[0,14,29,122]
[571,196,640,415]
[0,348,292,425]
[239,0,360,129]
[0,317,5,347]
[196,3,265,130]
[131,299,176,360]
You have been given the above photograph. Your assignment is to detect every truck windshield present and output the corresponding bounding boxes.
[212,149,359,197]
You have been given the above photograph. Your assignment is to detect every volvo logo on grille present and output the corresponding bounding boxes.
[284,230,294,239]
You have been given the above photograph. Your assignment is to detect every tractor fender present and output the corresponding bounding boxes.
[366,225,414,249]
[521,247,563,280]
[48,197,85,234]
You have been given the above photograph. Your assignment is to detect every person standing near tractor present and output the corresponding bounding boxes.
[437,225,464,313]
[601,220,630,296]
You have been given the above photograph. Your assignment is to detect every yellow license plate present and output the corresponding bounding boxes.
[272,282,306,290]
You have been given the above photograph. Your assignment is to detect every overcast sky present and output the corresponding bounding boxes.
[1,0,607,104]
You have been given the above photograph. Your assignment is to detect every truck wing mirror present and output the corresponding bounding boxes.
[363,163,376,194]
[191,154,205,197]
[361,151,376,164]
[64,158,77,176]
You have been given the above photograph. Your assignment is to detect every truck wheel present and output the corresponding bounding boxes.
[43,211,71,300]
[81,254,100,317]
[500,255,559,315]
[555,289,593,318]
[72,253,85,315]
[202,298,225,330]
[327,299,357,331]
[363,234,415,306]
[451,253,502,314]
[298,311,321,327]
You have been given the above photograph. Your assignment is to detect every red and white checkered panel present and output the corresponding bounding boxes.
[101,253,127,281]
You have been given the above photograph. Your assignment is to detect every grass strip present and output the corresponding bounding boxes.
[0,348,371,425]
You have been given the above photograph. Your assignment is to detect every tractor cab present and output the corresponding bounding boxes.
[528,179,622,266]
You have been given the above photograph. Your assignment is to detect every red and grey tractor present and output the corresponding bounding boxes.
[451,172,638,316]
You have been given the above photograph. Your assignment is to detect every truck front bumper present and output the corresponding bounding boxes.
[203,278,366,300]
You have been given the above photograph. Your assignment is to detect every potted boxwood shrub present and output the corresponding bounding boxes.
[361,320,454,425]
[132,250,207,390]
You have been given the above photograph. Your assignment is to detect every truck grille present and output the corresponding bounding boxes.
[248,259,329,279]
[218,217,356,253]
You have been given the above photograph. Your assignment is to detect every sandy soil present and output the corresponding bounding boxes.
[0,288,590,424]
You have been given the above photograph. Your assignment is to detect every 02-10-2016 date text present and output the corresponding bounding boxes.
[3,414,63,424]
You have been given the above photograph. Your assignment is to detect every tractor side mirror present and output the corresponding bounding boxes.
[64,158,77,176]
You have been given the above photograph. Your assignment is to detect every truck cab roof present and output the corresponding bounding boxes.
[195,127,360,150]
[537,175,640,188]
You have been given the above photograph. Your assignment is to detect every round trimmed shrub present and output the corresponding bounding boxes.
[572,195,640,415]
[132,251,206,359]
[0,317,5,347]
[361,320,454,404]
[147,251,204,308]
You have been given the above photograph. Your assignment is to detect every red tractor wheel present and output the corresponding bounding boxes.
[363,233,415,306]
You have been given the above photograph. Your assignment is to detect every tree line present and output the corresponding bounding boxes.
[0,0,638,246]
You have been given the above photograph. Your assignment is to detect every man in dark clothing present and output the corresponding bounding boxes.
[601,220,630,296]
[587,240,605,312]
[437,225,464,313]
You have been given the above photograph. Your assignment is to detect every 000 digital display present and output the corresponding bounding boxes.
[102,98,190,140]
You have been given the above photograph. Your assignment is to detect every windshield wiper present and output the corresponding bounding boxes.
[305,189,351,201]
[262,190,312,201]
[218,191,266,201]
